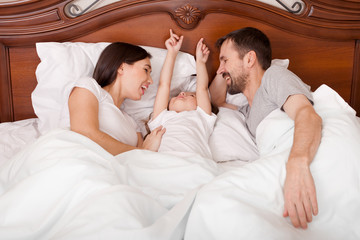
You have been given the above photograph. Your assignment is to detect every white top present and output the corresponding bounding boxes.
[61,76,140,147]
[148,107,217,159]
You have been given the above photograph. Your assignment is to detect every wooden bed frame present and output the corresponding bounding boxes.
[1,0,360,123]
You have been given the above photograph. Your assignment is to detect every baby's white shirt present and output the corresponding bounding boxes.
[148,106,217,159]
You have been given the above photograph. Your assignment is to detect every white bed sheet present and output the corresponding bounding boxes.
[0,118,40,168]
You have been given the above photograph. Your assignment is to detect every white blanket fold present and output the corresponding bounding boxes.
[185,85,360,240]
[0,129,217,240]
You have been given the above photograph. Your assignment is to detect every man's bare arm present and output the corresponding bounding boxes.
[209,73,238,110]
[282,94,322,229]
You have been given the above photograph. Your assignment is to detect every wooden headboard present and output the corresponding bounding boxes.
[1,0,360,122]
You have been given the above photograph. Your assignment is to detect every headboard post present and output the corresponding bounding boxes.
[351,40,360,115]
[0,43,13,123]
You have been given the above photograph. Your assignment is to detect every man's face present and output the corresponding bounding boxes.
[217,39,249,94]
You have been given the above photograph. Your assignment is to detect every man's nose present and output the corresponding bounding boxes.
[217,64,224,75]
[179,92,185,96]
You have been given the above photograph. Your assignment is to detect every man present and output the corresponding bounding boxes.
[210,27,322,229]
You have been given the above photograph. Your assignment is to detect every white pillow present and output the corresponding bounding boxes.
[32,42,196,135]
[209,107,259,162]
[209,59,289,162]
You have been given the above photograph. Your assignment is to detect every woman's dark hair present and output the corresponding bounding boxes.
[216,27,272,70]
[93,42,152,87]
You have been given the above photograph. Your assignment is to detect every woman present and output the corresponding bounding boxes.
[68,42,166,155]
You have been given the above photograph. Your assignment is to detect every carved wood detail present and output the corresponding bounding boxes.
[307,3,360,21]
[0,0,359,43]
[174,3,202,29]
[0,9,61,29]
[0,0,63,15]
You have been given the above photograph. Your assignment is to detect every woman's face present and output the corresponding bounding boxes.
[168,91,197,112]
[120,57,153,100]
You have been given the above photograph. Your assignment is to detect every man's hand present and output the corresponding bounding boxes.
[209,74,238,110]
[283,160,318,229]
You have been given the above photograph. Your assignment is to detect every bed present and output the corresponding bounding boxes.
[1,0,360,239]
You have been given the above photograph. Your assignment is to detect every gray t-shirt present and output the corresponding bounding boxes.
[239,65,313,138]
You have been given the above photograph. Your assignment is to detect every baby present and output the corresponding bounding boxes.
[148,29,216,159]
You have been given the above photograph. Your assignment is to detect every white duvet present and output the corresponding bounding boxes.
[184,85,360,240]
[0,85,360,240]
[0,129,218,240]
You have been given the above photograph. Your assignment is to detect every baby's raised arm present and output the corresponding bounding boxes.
[152,29,184,119]
[195,38,212,115]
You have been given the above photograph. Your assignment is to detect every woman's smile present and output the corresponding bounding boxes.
[140,84,149,95]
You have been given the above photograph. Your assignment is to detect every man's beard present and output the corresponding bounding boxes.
[224,72,249,95]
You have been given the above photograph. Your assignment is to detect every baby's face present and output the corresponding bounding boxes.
[168,91,197,112]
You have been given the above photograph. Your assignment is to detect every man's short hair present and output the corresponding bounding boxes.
[216,27,272,70]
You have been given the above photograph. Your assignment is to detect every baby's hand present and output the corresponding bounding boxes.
[165,29,184,53]
[196,38,210,63]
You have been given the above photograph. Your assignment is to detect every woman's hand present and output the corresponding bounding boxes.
[165,29,183,54]
[141,126,166,151]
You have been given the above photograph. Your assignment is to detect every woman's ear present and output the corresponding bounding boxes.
[117,63,124,75]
